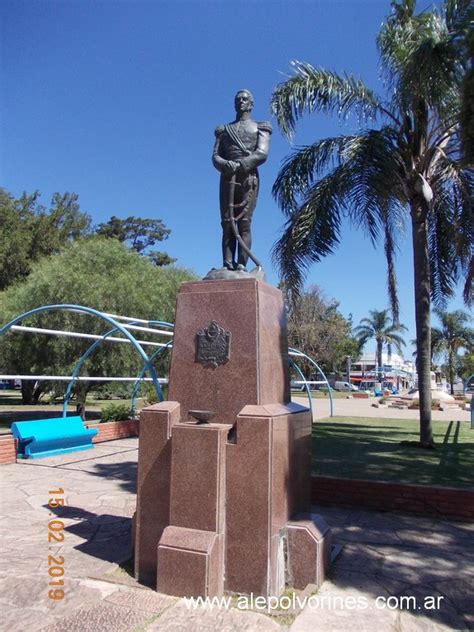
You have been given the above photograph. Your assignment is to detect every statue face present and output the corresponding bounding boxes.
[234,91,253,114]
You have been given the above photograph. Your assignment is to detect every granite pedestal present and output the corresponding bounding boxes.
[134,279,331,597]
[167,279,291,424]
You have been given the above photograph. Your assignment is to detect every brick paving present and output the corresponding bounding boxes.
[0,437,472,631]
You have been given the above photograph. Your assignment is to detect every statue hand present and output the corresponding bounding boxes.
[224,160,239,174]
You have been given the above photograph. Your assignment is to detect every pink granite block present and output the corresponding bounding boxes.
[169,423,231,533]
[157,526,221,597]
[226,403,312,597]
[134,402,180,583]
[168,279,290,425]
[157,422,230,597]
[287,513,332,589]
[226,415,272,595]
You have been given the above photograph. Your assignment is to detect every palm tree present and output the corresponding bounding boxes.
[354,309,407,376]
[270,0,473,447]
[431,308,473,394]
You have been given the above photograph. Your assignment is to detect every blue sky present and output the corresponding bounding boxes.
[0,0,466,356]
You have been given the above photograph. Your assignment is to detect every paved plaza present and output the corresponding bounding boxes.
[296,395,472,422]
[0,436,473,631]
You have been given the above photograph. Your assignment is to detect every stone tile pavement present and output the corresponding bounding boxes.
[0,438,472,631]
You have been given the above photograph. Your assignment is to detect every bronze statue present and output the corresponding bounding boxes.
[212,90,272,272]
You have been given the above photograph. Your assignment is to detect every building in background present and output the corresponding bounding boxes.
[350,352,416,393]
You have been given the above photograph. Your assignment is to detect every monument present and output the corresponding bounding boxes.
[133,91,332,598]
[204,89,270,281]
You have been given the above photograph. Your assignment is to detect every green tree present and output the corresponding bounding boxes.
[354,309,407,374]
[96,215,176,266]
[457,351,474,382]
[431,308,473,394]
[284,284,361,376]
[0,189,177,292]
[455,1,474,165]
[0,189,92,290]
[271,0,473,447]
[0,237,196,404]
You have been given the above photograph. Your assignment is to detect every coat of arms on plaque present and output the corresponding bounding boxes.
[195,320,231,368]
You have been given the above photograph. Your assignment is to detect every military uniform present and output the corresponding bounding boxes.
[212,118,272,269]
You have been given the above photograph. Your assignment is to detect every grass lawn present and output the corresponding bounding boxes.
[312,416,474,489]
[291,390,349,399]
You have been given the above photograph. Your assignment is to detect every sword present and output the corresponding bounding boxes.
[228,173,262,269]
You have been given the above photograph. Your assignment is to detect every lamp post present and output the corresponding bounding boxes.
[346,355,351,391]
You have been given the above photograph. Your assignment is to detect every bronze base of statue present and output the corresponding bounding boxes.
[203,265,266,282]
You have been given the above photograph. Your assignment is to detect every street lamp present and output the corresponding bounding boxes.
[346,355,351,390]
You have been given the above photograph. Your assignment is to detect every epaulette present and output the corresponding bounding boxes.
[257,121,273,133]
[214,125,225,136]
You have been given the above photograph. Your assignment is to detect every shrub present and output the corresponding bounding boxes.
[139,382,167,406]
[100,402,133,423]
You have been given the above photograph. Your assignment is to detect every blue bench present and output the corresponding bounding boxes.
[11,416,98,459]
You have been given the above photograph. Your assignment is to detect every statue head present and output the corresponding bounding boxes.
[234,90,254,114]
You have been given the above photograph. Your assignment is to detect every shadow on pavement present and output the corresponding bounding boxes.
[49,503,133,564]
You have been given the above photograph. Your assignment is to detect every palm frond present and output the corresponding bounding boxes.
[401,36,462,117]
[271,62,388,139]
[460,67,474,166]
[272,136,359,215]
[342,128,406,243]
[272,128,408,295]
[272,164,349,294]
[429,156,473,304]
[444,0,472,34]
[378,3,444,87]
[464,256,474,305]
[353,307,407,353]
[378,1,463,121]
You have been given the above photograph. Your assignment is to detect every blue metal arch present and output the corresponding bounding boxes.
[289,347,334,417]
[464,373,474,395]
[0,304,166,409]
[289,358,314,416]
[130,339,174,412]
[61,320,174,417]
[2,305,334,419]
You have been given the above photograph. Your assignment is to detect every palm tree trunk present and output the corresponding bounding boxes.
[448,350,455,396]
[377,339,383,378]
[411,201,434,447]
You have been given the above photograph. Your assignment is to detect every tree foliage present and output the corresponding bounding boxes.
[0,238,196,403]
[96,215,176,266]
[283,284,361,376]
[0,190,177,293]
[431,308,473,393]
[457,351,474,381]
[354,309,407,372]
[0,189,92,290]
[270,0,472,446]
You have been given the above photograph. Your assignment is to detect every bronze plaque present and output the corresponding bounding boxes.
[195,320,231,368]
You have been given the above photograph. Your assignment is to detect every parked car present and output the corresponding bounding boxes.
[334,381,359,392]
[291,380,332,392]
